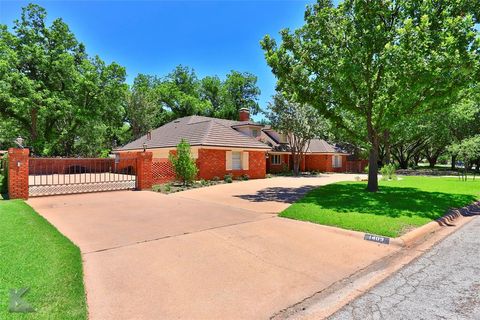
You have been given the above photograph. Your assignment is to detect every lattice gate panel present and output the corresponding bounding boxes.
[152,158,176,184]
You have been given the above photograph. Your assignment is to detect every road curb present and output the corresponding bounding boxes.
[397,200,480,247]
[272,201,480,320]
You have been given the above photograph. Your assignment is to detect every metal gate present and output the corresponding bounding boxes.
[28,156,137,197]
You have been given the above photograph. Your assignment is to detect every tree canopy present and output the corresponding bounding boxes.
[124,67,261,140]
[0,4,127,156]
[1,4,262,156]
[262,0,479,191]
[267,93,328,175]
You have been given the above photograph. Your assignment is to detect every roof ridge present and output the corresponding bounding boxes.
[200,119,215,145]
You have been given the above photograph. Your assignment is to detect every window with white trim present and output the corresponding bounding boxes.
[332,155,342,168]
[232,151,242,170]
[271,154,281,165]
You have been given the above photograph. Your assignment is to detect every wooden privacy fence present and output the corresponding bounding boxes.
[346,160,369,173]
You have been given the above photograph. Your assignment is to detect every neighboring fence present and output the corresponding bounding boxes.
[346,160,369,173]
[6,148,153,199]
[152,158,176,184]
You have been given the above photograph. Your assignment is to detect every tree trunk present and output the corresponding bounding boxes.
[428,157,437,168]
[451,155,457,170]
[398,159,409,169]
[292,152,300,176]
[367,140,379,192]
[413,153,421,168]
[383,130,391,165]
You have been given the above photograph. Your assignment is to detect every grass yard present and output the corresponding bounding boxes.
[0,200,86,319]
[280,176,480,237]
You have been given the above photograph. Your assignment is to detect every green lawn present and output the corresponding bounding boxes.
[280,176,480,237]
[0,200,86,319]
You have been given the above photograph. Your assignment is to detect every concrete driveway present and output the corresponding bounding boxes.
[170,174,361,213]
[27,174,398,320]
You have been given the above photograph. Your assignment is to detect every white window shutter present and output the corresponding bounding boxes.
[242,152,249,170]
[226,151,232,170]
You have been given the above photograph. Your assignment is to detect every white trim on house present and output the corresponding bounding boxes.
[332,155,343,168]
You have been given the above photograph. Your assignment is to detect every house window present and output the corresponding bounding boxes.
[232,151,242,170]
[271,154,281,165]
[252,129,259,137]
[332,155,342,168]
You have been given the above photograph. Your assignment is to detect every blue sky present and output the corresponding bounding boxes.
[0,0,317,119]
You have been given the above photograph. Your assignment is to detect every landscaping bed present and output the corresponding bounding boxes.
[0,200,87,319]
[280,176,480,237]
[152,174,250,194]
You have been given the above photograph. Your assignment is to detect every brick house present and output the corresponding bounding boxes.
[115,109,362,182]
[115,109,270,180]
[261,127,349,173]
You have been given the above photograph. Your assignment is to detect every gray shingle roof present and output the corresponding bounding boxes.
[305,139,338,153]
[117,116,271,151]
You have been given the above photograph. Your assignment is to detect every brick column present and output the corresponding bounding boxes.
[8,148,30,200]
[136,151,153,190]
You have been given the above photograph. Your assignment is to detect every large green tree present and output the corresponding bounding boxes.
[0,4,127,156]
[262,0,479,191]
[124,74,164,140]
[267,93,328,176]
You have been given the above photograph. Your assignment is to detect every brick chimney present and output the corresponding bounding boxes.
[239,108,250,121]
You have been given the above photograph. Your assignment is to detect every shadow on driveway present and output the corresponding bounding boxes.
[233,185,317,204]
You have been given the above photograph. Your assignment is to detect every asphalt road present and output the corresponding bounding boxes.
[330,217,480,320]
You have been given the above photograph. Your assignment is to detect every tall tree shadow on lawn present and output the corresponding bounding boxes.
[235,184,478,221]
[234,185,318,204]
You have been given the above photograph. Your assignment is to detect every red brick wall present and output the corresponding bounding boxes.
[267,154,290,173]
[243,150,266,179]
[305,154,332,172]
[152,158,176,184]
[7,148,29,199]
[197,148,266,180]
[135,151,153,190]
[197,149,226,180]
[305,154,348,172]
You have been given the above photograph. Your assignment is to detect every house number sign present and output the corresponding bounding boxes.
[364,234,390,245]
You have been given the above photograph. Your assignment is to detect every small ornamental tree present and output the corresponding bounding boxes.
[448,135,480,181]
[169,139,198,186]
[267,93,328,176]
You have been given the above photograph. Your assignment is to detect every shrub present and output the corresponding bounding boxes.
[224,173,233,183]
[380,163,397,180]
[151,184,162,192]
[200,179,209,186]
[0,154,8,195]
[212,176,220,182]
[240,174,249,181]
[164,183,172,192]
[169,139,198,186]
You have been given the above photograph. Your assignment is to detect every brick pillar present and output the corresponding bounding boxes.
[8,148,30,199]
[136,151,153,190]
